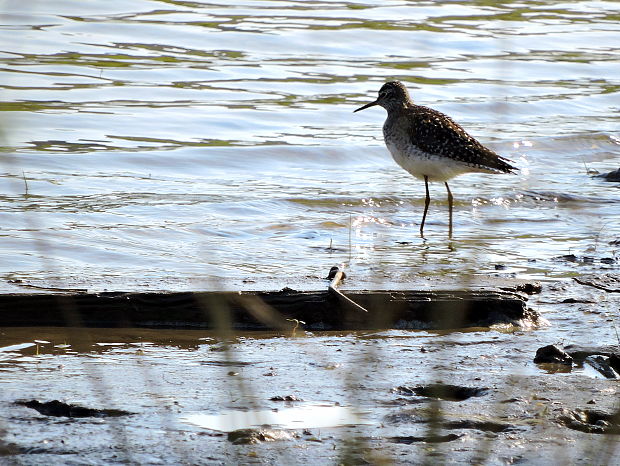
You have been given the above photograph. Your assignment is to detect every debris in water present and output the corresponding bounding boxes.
[270,395,304,402]
[559,408,620,434]
[227,428,296,444]
[389,433,462,444]
[595,168,620,182]
[584,355,619,379]
[393,384,489,401]
[15,400,133,418]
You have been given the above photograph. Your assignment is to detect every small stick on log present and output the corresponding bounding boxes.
[327,266,368,313]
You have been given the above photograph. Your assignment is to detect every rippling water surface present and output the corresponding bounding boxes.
[1,0,619,291]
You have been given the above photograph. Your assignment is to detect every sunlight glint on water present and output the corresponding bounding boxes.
[182,404,373,432]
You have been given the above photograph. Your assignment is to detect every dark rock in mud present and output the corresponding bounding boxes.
[15,400,133,418]
[561,297,595,304]
[555,254,578,263]
[270,395,304,402]
[558,408,620,434]
[389,433,462,444]
[534,345,573,365]
[501,281,542,295]
[553,254,604,265]
[595,168,620,182]
[393,384,489,401]
[227,428,296,444]
[517,281,543,295]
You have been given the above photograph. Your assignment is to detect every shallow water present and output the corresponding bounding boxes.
[0,0,618,293]
[182,404,372,431]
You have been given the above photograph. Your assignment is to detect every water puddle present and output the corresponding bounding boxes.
[181,403,373,432]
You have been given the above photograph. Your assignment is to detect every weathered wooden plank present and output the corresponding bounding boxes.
[0,288,542,330]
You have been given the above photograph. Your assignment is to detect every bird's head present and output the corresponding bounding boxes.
[354,81,412,113]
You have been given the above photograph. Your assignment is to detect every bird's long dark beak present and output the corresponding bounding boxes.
[353,100,378,113]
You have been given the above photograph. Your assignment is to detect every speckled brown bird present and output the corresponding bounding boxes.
[354,81,517,237]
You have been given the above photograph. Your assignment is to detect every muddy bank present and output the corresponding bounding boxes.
[2,325,620,465]
[1,275,619,465]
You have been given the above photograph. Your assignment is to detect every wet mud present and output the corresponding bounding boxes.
[1,277,619,465]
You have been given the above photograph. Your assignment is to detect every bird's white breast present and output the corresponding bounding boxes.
[385,136,478,183]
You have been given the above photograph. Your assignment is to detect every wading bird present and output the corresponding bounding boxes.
[354,81,517,237]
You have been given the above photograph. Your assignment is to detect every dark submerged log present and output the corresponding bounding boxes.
[0,288,541,331]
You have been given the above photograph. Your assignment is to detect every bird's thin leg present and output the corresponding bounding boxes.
[445,181,453,238]
[420,175,430,236]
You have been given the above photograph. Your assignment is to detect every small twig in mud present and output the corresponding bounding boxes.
[286,318,305,337]
[586,224,608,254]
[22,170,28,195]
[582,159,598,176]
[327,266,368,313]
